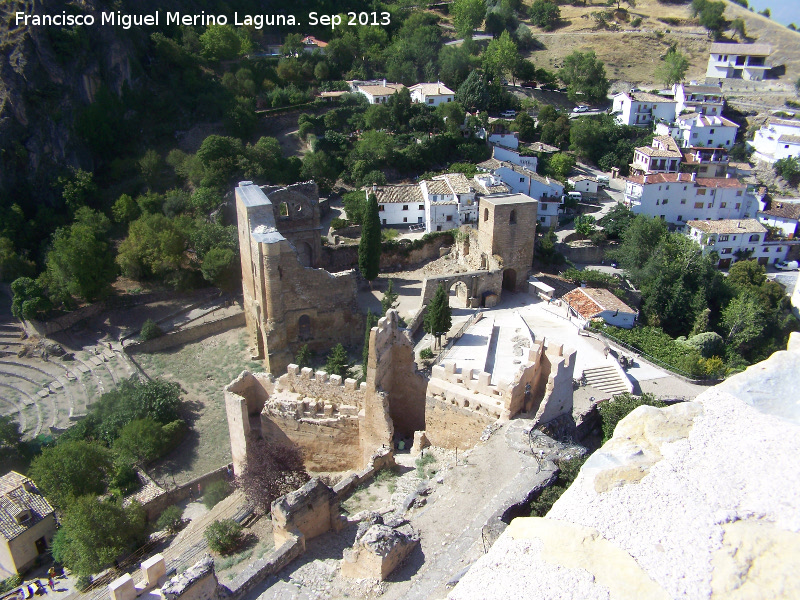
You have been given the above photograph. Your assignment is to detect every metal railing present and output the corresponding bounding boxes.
[583,328,719,383]
[433,310,483,366]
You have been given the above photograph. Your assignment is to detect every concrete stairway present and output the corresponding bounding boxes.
[582,365,631,396]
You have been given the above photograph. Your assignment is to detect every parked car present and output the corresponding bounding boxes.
[500,110,517,119]
[572,105,590,113]
[775,260,799,271]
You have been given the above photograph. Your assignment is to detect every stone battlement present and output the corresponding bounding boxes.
[275,364,366,409]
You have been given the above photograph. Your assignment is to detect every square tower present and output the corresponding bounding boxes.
[477,194,538,291]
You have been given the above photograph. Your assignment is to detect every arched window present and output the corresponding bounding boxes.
[484,208,489,222]
[509,210,517,224]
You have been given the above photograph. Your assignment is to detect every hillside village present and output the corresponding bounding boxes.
[1,0,800,598]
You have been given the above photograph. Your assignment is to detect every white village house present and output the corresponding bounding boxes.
[349,80,405,104]
[371,184,426,227]
[655,112,739,149]
[562,287,637,329]
[757,199,800,239]
[750,118,800,164]
[623,172,759,225]
[685,219,790,268]
[491,145,538,173]
[567,175,598,196]
[408,82,455,106]
[705,42,771,81]
[680,146,751,179]
[477,158,564,201]
[629,136,683,176]
[611,91,677,127]
[672,83,725,116]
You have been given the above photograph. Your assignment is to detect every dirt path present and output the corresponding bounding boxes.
[250,420,564,600]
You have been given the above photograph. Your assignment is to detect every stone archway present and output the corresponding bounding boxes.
[449,281,470,308]
[502,268,517,291]
[297,242,313,267]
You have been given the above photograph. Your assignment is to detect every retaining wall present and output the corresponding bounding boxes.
[138,465,232,521]
[125,312,245,355]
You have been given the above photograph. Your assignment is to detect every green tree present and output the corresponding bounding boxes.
[342,191,366,225]
[295,344,312,369]
[597,204,634,239]
[199,25,242,60]
[113,418,167,467]
[775,157,800,181]
[548,153,576,179]
[10,277,51,321]
[691,0,728,38]
[300,151,341,195]
[205,519,242,554]
[58,168,98,215]
[28,441,112,509]
[439,45,475,91]
[722,290,768,352]
[139,318,163,341]
[325,343,354,379]
[44,208,116,303]
[529,0,561,31]
[138,150,162,189]
[52,497,146,576]
[0,416,22,465]
[112,194,140,224]
[196,135,244,188]
[558,50,610,104]
[424,283,452,348]
[200,247,237,289]
[381,279,399,315]
[116,213,186,280]
[730,17,747,39]
[654,48,690,87]
[613,214,669,275]
[451,0,486,37]
[358,193,381,284]
[512,112,537,142]
[482,31,518,83]
[456,71,490,112]
[574,215,597,237]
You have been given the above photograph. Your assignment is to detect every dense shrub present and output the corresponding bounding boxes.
[156,505,184,534]
[139,318,163,341]
[530,454,587,516]
[420,348,434,359]
[598,393,666,443]
[592,323,706,377]
[330,218,349,230]
[204,519,242,554]
[560,268,619,289]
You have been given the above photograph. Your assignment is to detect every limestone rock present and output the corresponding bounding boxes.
[342,523,419,580]
[449,335,800,600]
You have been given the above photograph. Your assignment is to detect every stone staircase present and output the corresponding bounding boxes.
[582,365,631,396]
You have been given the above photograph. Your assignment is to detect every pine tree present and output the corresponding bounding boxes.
[360,310,378,382]
[424,284,452,348]
[295,344,312,369]
[325,343,354,379]
[381,279,399,315]
[359,193,381,285]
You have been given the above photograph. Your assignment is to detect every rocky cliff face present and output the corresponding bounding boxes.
[449,333,800,600]
[0,0,146,199]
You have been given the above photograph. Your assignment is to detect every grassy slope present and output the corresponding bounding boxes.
[513,0,800,88]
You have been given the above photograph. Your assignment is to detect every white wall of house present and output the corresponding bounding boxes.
[673,84,724,115]
[538,200,561,229]
[378,201,426,226]
[493,146,538,172]
[568,178,598,195]
[410,90,454,106]
[600,309,637,329]
[488,133,519,149]
[706,53,769,81]
[624,177,756,224]
[750,120,800,163]
[657,117,738,149]
[687,226,790,267]
[425,201,460,232]
[494,166,563,199]
[757,212,799,239]
[612,93,677,127]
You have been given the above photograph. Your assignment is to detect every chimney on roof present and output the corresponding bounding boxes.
[691,172,696,182]
[726,172,731,178]
[372,183,377,192]
[383,79,387,87]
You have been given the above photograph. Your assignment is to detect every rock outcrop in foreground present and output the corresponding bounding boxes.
[449,333,800,600]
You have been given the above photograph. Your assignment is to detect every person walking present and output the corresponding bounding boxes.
[47,578,54,592]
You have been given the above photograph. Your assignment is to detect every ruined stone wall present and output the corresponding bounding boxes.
[276,365,365,408]
[418,271,503,309]
[224,371,274,475]
[159,556,219,600]
[424,395,496,450]
[261,410,361,472]
[271,478,338,548]
[236,182,363,376]
[533,344,576,425]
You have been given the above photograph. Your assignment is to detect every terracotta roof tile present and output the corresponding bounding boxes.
[371,184,424,204]
[0,472,54,541]
[760,201,800,220]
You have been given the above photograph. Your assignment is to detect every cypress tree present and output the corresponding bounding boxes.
[424,284,452,348]
[359,193,381,284]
